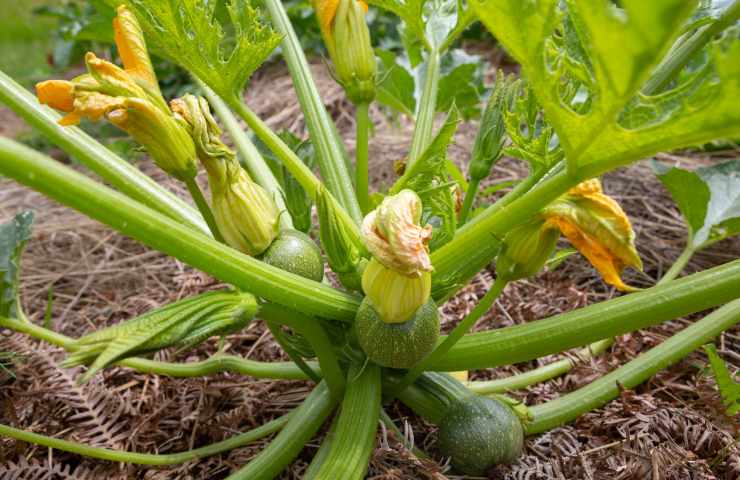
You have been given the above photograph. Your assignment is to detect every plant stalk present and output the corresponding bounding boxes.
[263,0,362,224]
[527,298,740,433]
[0,416,288,465]
[184,176,223,242]
[355,102,371,214]
[429,258,740,371]
[266,320,323,383]
[0,69,208,234]
[407,50,441,167]
[458,177,480,224]
[0,138,360,321]
[226,381,337,480]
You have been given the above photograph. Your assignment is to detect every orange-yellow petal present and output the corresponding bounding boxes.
[113,5,159,92]
[314,0,367,37]
[35,80,75,112]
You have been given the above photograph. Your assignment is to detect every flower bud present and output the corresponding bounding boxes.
[361,257,431,323]
[315,0,376,103]
[317,185,367,288]
[362,189,433,277]
[210,162,280,256]
[35,6,197,181]
[543,179,642,291]
[496,219,560,281]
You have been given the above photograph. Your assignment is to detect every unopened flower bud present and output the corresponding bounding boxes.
[361,257,431,323]
[209,162,280,256]
[315,0,376,103]
[496,219,559,281]
[543,179,642,291]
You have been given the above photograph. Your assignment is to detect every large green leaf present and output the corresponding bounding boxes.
[121,0,281,99]
[471,0,740,171]
[703,343,740,416]
[653,159,740,247]
[0,211,33,319]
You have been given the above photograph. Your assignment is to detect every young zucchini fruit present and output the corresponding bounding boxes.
[260,229,325,282]
[437,395,524,476]
[355,297,439,369]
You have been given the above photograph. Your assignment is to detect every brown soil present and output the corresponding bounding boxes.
[0,58,738,479]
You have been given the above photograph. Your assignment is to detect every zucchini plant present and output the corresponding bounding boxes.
[1,0,740,477]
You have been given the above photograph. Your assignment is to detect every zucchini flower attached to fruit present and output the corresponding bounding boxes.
[35,6,197,181]
[171,94,280,257]
[314,0,376,103]
[356,190,439,368]
[543,179,642,291]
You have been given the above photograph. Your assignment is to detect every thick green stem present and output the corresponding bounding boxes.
[527,298,740,434]
[429,258,740,371]
[263,0,362,224]
[260,303,346,400]
[394,372,470,424]
[458,177,480,224]
[184,176,223,242]
[0,138,359,321]
[0,416,288,465]
[0,315,315,380]
[310,364,380,480]
[408,50,441,167]
[199,82,293,230]
[643,1,740,95]
[468,338,614,395]
[226,382,337,480]
[355,102,371,214]
[393,276,508,396]
[226,98,362,240]
[0,70,208,234]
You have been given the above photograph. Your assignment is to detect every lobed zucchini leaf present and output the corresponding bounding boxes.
[0,211,34,320]
[652,159,740,247]
[391,107,460,250]
[120,0,281,100]
[703,343,740,416]
[471,0,740,172]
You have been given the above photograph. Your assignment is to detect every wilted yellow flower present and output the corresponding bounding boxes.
[35,6,196,181]
[362,189,433,277]
[313,0,375,103]
[543,179,642,291]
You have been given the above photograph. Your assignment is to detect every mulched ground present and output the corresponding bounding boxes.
[0,56,739,479]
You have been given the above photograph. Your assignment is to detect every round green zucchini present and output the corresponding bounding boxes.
[437,395,524,476]
[260,230,324,282]
[355,297,439,369]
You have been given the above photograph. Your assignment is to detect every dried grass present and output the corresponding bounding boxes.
[1,57,739,479]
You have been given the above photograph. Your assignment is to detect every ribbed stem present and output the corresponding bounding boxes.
[0,70,208,234]
[468,338,614,395]
[355,102,371,214]
[0,315,316,380]
[184,176,223,242]
[407,50,440,167]
[310,364,380,480]
[527,298,740,434]
[393,275,509,395]
[0,138,360,321]
[198,82,293,230]
[0,416,287,465]
[263,0,362,224]
[458,177,480,224]
[428,258,740,371]
[225,382,337,480]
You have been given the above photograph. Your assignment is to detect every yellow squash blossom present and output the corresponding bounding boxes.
[35,6,196,181]
[313,0,376,103]
[543,179,642,291]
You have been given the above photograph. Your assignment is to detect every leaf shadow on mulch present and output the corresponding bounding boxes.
[0,58,738,479]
